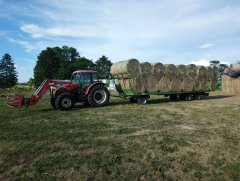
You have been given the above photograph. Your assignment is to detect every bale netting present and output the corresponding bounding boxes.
[146,76,159,92]
[177,65,187,80]
[159,77,171,92]
[182,77,194,92]
[110,59,140,78]
[170,78,183,92]
[197,66,206,78]
[186,64,197,79]
[151,63,165,79]
[164,64,177,80]
[140,62,152,77]
[230,64,240,72]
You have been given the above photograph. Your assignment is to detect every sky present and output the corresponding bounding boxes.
[0,0,240,82]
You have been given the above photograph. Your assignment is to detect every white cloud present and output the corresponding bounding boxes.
[191,59,210,66]
[200,43,214,49]
[191,59,230,66]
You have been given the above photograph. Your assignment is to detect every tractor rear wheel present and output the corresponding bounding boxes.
[55,93,75,111]
[87,85,110,107]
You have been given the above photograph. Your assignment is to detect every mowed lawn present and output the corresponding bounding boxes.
[0,90,240,180]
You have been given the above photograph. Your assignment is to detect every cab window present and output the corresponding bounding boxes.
[92,73,98,82]
[83,73,92,84]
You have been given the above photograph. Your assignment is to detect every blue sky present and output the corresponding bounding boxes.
[0,0,240,82]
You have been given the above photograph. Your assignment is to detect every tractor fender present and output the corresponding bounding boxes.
[54,86,75,98]
[85,82,106,95]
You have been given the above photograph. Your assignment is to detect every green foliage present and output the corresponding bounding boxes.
[209,60,229,86]
[33,46,95,86]
[0,53,18,88]
[95,55,112,79]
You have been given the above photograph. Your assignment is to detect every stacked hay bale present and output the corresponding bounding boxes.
[222,64,240,95]
[111,59,217,94]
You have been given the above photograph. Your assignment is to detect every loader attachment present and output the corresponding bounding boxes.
[7,94,25,108]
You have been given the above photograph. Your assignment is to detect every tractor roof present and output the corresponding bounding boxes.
[72,70,97,74]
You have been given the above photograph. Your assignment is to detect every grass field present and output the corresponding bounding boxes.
[0,90,240,180]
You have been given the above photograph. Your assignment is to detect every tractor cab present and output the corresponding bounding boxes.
[71,70,98,92]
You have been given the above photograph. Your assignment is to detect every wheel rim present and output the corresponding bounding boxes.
[61,97,72,108]
[93,90,107,104]
[141,99,147,104]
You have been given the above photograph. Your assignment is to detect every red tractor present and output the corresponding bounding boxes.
[7,70,110,111]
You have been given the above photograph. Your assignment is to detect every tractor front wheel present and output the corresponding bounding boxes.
[87,85,110,107]
[55,93,75,111]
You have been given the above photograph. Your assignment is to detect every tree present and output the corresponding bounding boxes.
[33,47,62,86]
[33,46,95,86]
[0,53,18,88]
[209,60,229,86]
[95,55,112,79]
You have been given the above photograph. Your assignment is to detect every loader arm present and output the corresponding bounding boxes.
[7,79,76,108]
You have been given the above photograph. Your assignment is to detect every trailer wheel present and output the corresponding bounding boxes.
[137,98,148,104]
[55,93,75,111]
[129,97,136,103]
[87,85,110,107]
[50,98,56,108]
[194,94,202,100]
[170,94,178,101]
[185,94,193,101]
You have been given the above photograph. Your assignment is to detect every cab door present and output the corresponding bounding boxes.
[81,73,92,92]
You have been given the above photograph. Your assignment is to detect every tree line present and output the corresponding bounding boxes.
[33,46,112,86]
[0,46,239,88]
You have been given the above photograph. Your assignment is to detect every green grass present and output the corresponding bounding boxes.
[0,90,240,180]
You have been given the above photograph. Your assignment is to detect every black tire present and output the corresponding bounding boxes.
[170,94,178,101]
[184,94,193,101]
[129,97,137,103]
[194,94,200,100]
[87,85,110,107]
[55,93,75,111]
[50,98,56,108]
[136,98,148,105]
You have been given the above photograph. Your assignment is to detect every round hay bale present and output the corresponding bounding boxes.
[152,63,165,79]
[186,64,197,79]
[197,66,206,78]
[159,77,171,92]
[201,79,211,91]
[182,77,194,92]
[193,78,201,91]
[146,76,159,92]
[230,64,240,72]
[206,66,214,80]
[224,68,230,74]
[177,65,187,80]
[210,80,217,91]
[164,64,177,80]
[123,78,146,93]
[140,62,152,77]
[110,59,140,78]
[170,78,183,92]
[212,66,219,78]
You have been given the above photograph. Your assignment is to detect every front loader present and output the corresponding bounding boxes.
[7,70,110,111]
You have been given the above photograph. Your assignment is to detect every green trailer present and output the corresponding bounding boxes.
[114,77,210,104]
